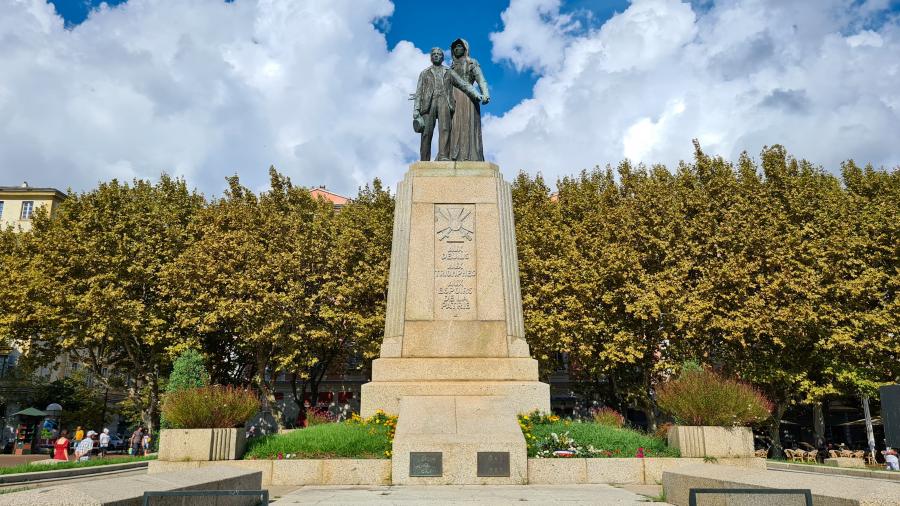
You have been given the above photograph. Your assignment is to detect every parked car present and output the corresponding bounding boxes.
[105,434,127,454]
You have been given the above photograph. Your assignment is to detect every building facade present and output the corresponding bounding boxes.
[0,183,66,232]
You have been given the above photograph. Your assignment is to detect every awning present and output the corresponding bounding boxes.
[834,416,882,427]
[12,407,47,417]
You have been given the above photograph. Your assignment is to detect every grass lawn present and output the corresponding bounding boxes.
[244,422,393,459]
[524,420,678,458]
[0,455,156,476]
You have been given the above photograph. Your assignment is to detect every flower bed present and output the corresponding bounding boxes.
[243,410,397,460]
[518,411,677,458]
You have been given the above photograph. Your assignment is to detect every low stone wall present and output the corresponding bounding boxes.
[663,462,900,506]
[0,460,150,485]
[527,457,764,486]
[768,460,900,481]
[824,457,867,468]
[0,465,262,506]
[668,426,754,458]
[152,456,762,486]
[158,428,246,461]
[149,458,392,486]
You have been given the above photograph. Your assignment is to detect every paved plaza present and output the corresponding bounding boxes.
[269,484,668,504]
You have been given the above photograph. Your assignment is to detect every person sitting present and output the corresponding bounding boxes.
[884,449,899,471]
[74,430,95,461]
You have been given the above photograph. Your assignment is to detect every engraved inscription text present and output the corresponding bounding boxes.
[434,205,476,319]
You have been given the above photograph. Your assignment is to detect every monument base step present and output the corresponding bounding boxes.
[360,380,550,418]
[371,357,540,381]
[392,395,527,485]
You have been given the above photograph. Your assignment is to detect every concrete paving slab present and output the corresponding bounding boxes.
[270,484,672,504]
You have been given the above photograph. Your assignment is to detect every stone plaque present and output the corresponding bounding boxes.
[477,451,510,477]
[409,451,442,477]
[434,204,476,320]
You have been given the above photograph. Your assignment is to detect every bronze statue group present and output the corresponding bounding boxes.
[413,38,490,162]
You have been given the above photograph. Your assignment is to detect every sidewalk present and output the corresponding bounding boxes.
[0,455,48,467]
[270,484,669,504]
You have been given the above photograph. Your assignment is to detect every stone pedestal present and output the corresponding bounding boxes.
[360,161,549,484]
[392,396,527,485]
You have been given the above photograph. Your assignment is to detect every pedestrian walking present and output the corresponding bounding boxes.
[99,428,110,457]
[142,432,151,454]
[53,429,71,461]
[129,426,144,456]
[74,426,84,443]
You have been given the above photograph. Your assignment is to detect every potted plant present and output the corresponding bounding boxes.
[158,385,260,461]
[657,365,772,458]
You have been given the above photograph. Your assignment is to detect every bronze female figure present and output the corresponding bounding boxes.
[449,38,490,162]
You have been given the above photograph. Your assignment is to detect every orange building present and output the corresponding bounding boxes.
[309,186,349,209]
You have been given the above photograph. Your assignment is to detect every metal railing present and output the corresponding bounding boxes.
[689,488,813,506]
[142,489,269,505]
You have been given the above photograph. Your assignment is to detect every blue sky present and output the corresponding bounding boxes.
[49,0,631,116]
[6,0,900,196]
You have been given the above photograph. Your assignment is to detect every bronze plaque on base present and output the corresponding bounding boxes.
[410,452,442,477]
[477,451,510,477]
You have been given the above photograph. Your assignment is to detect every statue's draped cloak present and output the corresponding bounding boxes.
[450,38,488,162]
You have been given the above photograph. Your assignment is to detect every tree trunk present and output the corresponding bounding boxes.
[97,387,109,430]
[142,369,161,435]
[644,402,658,433]
[769,402,788,458]
[813,402,825,447]
[862,395,876,458]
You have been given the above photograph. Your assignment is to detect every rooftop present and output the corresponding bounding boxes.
[0,182,66,199]
[309,186,350,206]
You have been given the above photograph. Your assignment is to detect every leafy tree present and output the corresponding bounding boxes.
[0,176,204,433]
[284,180,393,420]
[162,168,337,427]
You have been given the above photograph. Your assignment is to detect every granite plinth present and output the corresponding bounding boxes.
[361,379,549,418]
[391,395,527,485]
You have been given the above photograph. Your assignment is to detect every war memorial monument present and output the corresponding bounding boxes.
[360,39,549,485]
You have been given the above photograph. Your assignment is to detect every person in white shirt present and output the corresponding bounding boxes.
[885,449,899,471]
[98,428,110,457]
[74,431,95,461]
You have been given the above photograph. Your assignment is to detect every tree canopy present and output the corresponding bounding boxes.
[0,145,896,438]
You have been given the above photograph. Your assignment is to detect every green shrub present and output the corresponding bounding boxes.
[657,368,772,426]
[592,407,625,428]
[162,385,259,429]
[166,349,210,393]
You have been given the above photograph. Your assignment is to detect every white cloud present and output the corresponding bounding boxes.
[0,0,425,196]
[489,0,581,73]
[485,0,900,179]
[2,0,898,196]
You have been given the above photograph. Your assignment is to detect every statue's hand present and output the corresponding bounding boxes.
[481,95,490,105]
